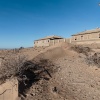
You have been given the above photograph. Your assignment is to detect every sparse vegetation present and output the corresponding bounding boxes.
[71,45,91,56]
[0,53,57,98]
[0,55,27,81]
[86,53,100,67]
[1,44,100,100]
[71,45,100,68]
[0,54,56,81]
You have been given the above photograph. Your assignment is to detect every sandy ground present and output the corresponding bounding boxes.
[1,43,100,100]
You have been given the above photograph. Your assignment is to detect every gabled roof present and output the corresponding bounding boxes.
[72,28,100,36]
[35,35,63,41]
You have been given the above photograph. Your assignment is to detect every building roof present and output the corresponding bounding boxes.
[35,35,63,41]
[72,28,100,36]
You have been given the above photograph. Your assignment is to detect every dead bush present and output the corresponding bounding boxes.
[0,53,56,81]
[86,53,100,67]
[71,45,91,56]
[0,55,27,80]
[0,54,57,97]
[37,59,57,78]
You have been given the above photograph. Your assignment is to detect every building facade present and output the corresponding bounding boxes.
[34,28,100,47]
[71,28,100,44]
[34,35,70,47]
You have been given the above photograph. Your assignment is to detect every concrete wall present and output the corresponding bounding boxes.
[71,32,100,44]
[34,38,70,47]
[34,39,50,47]
[0,78,18,100]
[73,39,100,44]
[49,38,70,46]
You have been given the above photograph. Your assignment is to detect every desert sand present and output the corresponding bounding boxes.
[1,43,100,100]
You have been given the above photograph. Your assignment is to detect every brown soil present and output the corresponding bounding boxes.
[1,43,100,100]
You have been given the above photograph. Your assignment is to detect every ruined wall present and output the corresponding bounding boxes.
[0,78,18,100]
[34,38,70,47]
[49,38,70,46]
[34,39,50,47]
[71,32,100,44]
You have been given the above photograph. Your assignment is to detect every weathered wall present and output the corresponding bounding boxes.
[34,38,70,47]
[71,32,100,44]
[0,78,18,100]
[49,38,70,46]
[34,39,50,47]
[73,39,100,44]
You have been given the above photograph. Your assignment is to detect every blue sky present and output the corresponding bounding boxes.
[0,0,100,48]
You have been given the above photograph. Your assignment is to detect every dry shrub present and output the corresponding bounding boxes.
[0,54,57,97]
[86,53,100,67]
[0,54,56,81]
[37,59,57,78]
[71,45,91,56]
[0,52,58,98]
[0,55,27,80]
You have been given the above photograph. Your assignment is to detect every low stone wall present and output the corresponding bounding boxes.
[34,38,70,47]
[71,39,100,49]
[0,78,18,100]
[71,38,100,44]
[49,38,70,46]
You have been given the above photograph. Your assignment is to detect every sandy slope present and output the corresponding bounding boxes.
[1,43,100,100]
[19,44,100,100]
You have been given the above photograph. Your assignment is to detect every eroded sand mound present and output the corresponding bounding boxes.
[20,44,100,100]
[1,44,100,100]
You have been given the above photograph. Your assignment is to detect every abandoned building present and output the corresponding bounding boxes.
[34,28,100,47]
[71,28,100,44]
[34,35,70,47]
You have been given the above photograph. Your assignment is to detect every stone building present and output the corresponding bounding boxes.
[34,35,70,47]
[71,28,100,44]
[34,28,100,47]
